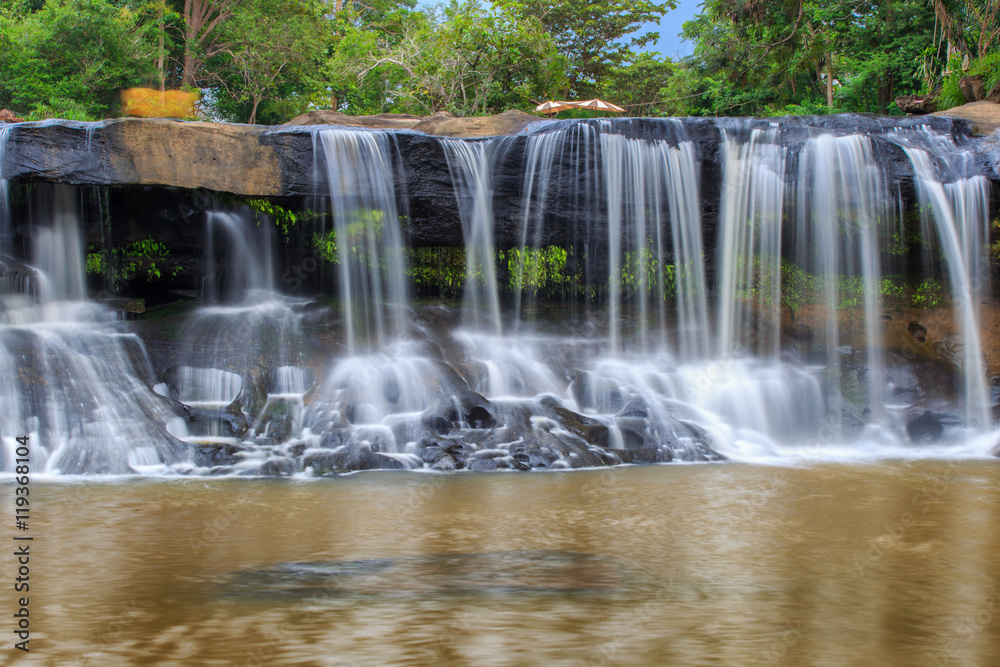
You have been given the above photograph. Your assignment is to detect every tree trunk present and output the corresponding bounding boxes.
[826,53,834,110]
[249,97,260,125]
[182,52,197,88]
[157,1,166,92]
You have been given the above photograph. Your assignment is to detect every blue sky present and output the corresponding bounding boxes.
[654,0,703,59]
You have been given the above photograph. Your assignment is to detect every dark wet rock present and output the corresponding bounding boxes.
[536,396,611,448]
[258,456,297,476]
[906,410,945,443]
[254,397,299,443]
[0,254,38,286]
[223,551,621,599]
[424,414,452,435]
[465,405,496,429]
[617,425,648,449]
[304,443,405,475]
[615,448,668,464]
[318,428,351,450]
[908,320,928,343]
[468,458,498,471]
[616,397,650,420]
[283,441,308,458]
[431,453,458,471]
[896,95,937,115]
[91,290,146,313]
[224,400,251,437]
[193,441,252,467]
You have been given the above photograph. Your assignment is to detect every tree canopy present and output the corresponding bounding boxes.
[0,0,997,122]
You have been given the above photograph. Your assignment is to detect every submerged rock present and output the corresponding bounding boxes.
[304,443,406,475]
[193,441,252,468]
[222,551,621,599]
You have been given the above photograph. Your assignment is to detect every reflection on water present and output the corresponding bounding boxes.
[3,462,1000,666]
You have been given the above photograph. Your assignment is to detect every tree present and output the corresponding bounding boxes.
[671,0,939,116]
[211,0,326,123]
[344,1,567,115]
[180,0,241,87]
[497,0,676,98]
[601,53,676,116]
[0,0,156,119]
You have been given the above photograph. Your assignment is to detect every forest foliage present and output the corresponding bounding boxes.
[0,0,998,122]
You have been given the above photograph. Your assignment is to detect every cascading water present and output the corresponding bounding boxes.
[795,133,889,426]
[895,142,990,428]
[0,125,11,256]
[1,115,997,476]
[600,125,708,357]
[715,125,786,360]
[0,184,187,473]
[440,139,504,334]
[317,129,409,349]
[169,207,311,460]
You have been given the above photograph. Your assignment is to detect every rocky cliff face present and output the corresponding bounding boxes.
[2,113,997,305]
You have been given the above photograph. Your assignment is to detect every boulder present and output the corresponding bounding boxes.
[0,109,23,123]
[905,410,961,444]
[193,441,252,467]
[987,81,1000,104]
[932,101,1000,135]
[959,75,984,103]
[303,443,406,474]
[287,109,547,138]
[895,95,937,114]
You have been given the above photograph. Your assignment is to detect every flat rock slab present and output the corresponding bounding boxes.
[288,109,548,137]
[931,101,1000,135]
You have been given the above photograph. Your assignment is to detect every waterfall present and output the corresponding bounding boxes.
[440,139,503,335]
[204,209,276,303]
[715,125,786,359]
[899,147,990,428]
[0,184,186,473]
[0,126,11,256]
[33,185,88,303]
[512,128,563,328]
[601,125,707,357]
[796,133,888,423]
[317,129,408,349]
[2,116,998,476]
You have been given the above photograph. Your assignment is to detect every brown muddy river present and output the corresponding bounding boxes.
[3,461,1000,666]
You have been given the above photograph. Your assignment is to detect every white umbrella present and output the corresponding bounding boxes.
[572,99,626,113]
[535,100,578,115]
